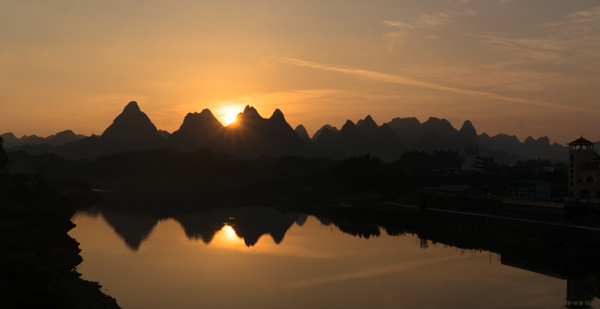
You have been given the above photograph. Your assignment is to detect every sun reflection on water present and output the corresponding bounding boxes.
[212,225,246,248]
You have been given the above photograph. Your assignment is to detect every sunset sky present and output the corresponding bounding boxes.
[1,0,599,144]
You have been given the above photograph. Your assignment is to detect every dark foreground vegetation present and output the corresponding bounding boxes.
[0,183,120,309]
[4,147,572,216]
[7,148,568,201]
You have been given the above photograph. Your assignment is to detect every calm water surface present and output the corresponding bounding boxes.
[69,206,598,309]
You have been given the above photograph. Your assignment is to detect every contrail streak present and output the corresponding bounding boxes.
[280,57,599,114]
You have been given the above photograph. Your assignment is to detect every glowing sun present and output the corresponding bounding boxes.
[224,113,238,126]
[221,225,239,241]
[217,104,243,126]
[211,225,246,248]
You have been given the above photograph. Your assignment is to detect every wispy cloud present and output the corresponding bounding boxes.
[382,10,474,48]
[397,65,582,93]
[482,6,600,67]
[545,6,600,34]
[384,13,452,30]
[280,57,600,115]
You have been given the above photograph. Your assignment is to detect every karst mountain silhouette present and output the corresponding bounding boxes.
[2,101,575,162]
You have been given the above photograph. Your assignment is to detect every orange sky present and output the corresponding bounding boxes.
[1,0,600,144]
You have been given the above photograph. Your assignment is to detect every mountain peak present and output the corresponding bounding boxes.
[123,101,141,114]
[1,132,17,140]
[421,117,457,140]
[101,101,162,145]
[294,125,308,137]
[182,109,221,125]
[199,108,214,116]
[359,115,378,133]
[168,108,224,150]
[312,124,339,141]
[459,120,477,137]
[238,105,263,122]
[524,136,550,146]
[48,130,79,147]
[338,120,360,138]
[243,105,259,115]
[270,109,285,121]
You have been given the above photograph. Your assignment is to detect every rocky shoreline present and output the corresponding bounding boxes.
[0,186,120,309]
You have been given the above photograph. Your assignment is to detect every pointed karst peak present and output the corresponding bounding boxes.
[312,124,338,141]
[237,105,263,121]
[243,105,259,115]
[339,120,360,136]
[359,115,378,131]
[123,101,142,114]
[524,136,550,146]
[295,125,308,137]
[199,108,214,116]
[186,109,217,121]
[181,109,221,127]
[270,109,285,121]
[459,120,477,136]
[101,100,161,143]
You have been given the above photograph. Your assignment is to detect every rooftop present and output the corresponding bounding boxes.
[568,136,594,145]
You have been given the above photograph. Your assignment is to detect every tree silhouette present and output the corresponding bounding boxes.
[333,154,382,192]
[0,136,7,172]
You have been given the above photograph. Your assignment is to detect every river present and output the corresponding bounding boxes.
[69,206,598,309]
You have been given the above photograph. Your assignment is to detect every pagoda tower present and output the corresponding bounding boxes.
[568,136,600,200]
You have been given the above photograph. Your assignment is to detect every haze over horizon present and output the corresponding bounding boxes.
[2,0,600,145]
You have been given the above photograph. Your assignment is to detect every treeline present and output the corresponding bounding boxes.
[6,148,567,203]
[6,148,338,183]
[311,150,567,200]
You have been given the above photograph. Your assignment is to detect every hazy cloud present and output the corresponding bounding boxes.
[383,13,452,48]
[384,13,452,30]
[482,6,600,67]
[280,57,600,115]
[382,10,475,48]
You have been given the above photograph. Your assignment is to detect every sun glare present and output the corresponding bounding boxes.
[221,225,239,241]
[210,224,246,248]
[216,104,243,126]
[224,113,238,126]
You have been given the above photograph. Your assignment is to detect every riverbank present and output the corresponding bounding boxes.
[83,174,600,264]
[0,184,120,309]
[295,201,600,267]
[85,177,600,268]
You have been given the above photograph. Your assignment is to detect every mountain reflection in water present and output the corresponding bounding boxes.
[71,206,600,309]
[78,206,308,250]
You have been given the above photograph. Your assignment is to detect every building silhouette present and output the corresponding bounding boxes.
[568,136,600,200]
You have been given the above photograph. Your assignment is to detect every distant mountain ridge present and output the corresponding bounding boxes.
[1,130,85,148]
[2,101,581,163]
